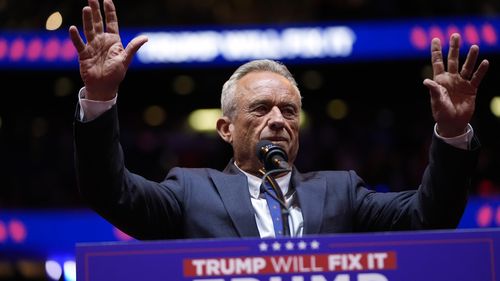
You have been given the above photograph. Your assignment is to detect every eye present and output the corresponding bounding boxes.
[251,104,269,116]
[281,106,298,119]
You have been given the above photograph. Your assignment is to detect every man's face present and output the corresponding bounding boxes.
[225,71,301,174]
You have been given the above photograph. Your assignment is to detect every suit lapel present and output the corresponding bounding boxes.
[293,170,326,235]
[210,163,260,237]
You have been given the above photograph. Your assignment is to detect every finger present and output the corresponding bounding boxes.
[423,78,440,97]
[69,26,86,53]
[103,0,119,34]
[430,38,445,77]
[82,6,95,43]
[460,45,479,79]
[423,79,448,113]
[470,59,490,88]
[123,35,149,68]
[447,33,460,74]
[89,0,104,34]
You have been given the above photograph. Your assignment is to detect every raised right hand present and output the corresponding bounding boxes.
[68,0,148,101]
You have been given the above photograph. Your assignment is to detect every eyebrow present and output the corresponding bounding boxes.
[247,99,299,110]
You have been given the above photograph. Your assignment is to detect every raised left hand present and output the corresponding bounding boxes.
[423,33,489,137]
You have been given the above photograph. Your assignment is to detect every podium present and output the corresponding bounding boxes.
[76,228,500,281]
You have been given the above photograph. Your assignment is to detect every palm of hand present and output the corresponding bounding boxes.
[431,72,476,134]
[79,33,127,99]
[424,34,489,137]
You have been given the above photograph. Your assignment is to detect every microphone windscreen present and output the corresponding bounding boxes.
[256,140,288,171]
[256,140,273,162]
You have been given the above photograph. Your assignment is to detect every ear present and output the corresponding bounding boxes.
[216,116,234,144]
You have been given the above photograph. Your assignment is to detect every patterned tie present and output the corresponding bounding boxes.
[260,175,288,237]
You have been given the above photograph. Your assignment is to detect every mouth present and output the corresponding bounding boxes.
[262,137,288,143]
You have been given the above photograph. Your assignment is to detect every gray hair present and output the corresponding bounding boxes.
[221,59,301,119]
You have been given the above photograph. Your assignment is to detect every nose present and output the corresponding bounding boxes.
[267,106,285,130]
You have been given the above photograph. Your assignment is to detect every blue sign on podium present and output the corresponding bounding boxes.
[76,228,500,281]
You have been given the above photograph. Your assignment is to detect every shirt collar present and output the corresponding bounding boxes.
[234,162,291,199]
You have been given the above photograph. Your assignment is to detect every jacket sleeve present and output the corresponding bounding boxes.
[74,104,185,240]
[352,134,480,231]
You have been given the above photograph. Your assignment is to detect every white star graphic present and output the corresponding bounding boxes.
[297,241,307,250]
[272,241,282,251]
[285,241,294,250]
[259,242,269,251]
[310,240,320,249]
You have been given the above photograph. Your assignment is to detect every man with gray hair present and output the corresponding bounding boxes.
[70,0,489,240]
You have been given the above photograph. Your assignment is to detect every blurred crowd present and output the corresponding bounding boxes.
[0,0,499,29]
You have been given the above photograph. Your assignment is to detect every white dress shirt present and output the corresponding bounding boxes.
[234,164,304,238]
[77,87,474,238]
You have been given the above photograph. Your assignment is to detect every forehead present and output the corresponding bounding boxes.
[235,71,300,103]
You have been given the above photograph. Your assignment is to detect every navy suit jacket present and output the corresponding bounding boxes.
[74,105,479,240]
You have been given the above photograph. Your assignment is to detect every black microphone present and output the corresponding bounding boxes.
[256,140,290,171]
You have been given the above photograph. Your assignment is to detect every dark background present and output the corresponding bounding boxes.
[0,0,499,209]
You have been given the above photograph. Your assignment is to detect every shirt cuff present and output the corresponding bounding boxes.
[434,123,473,150]
[78,87,117,122]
